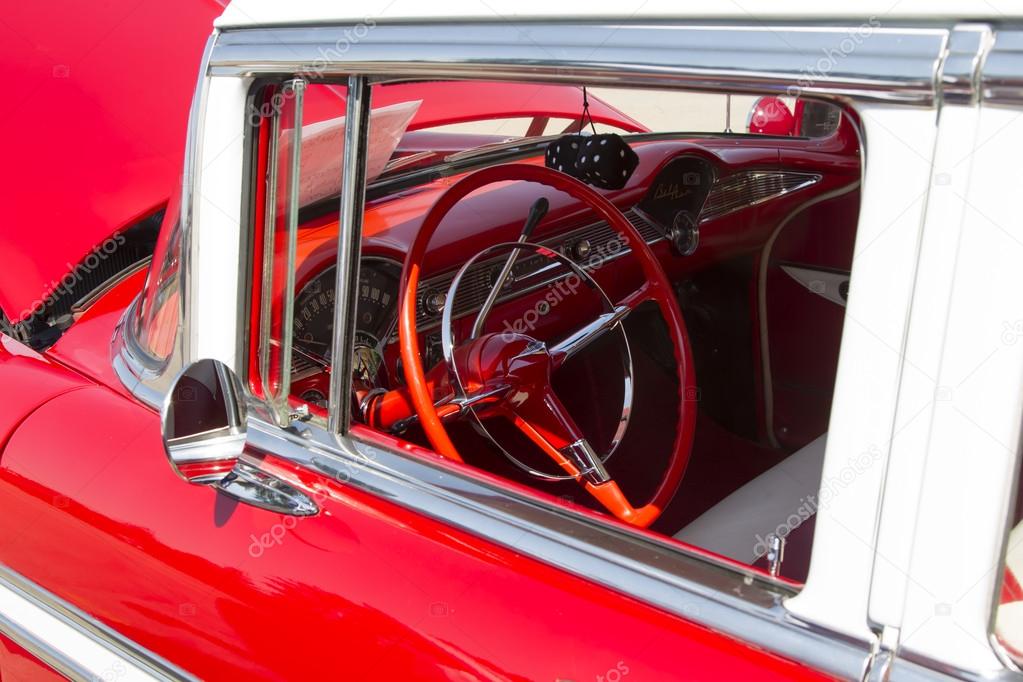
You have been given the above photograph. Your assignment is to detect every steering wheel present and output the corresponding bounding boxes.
[398,163,696,528]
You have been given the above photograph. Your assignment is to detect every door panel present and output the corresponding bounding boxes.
[760,190,860,450]
[0,383,831,680]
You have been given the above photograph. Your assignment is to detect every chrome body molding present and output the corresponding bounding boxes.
[982,30,1023,107]
[699,170,821,223]
[209,23,949,106]
[0,563,195,681]
[241,411,874,680]
[113,297,177,410]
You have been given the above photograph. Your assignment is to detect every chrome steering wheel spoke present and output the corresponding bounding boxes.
[549,304,632,367]
[438,239,635,482]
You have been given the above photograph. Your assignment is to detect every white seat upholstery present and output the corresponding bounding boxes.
[673,434,827,564]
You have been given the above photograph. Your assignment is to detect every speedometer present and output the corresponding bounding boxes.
[292,258,402,390]
[351,259,401,387]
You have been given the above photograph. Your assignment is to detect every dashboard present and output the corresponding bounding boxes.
[287,146,833,410]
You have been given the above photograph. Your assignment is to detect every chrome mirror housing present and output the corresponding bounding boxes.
[161,358,247,485]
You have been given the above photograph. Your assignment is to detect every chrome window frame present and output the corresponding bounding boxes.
[108,18,1023,680]
[255,77,306,426]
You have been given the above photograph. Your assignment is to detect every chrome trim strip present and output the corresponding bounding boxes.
[939,25,993,106]
[243,412,872,680]
[209,23,948,106]
[699,170,822,223]
[257,79,307,425]
[893,648,1019,682]
[329,76,372,435]
[981,30,1023,107]
[0,563,195,681]
[275,78,305,424]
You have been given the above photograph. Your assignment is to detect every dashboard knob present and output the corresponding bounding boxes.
[572,238,593,261]
[668,210,699,257]
[424,291,447,316]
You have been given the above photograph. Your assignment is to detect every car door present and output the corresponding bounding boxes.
[0,348,836,680]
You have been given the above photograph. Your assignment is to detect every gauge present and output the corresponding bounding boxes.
[293,269,336,366]
[292,258,402,390]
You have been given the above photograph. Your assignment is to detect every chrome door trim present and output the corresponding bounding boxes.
[981,29,1023,106]
[209,23,949,106]
[242,409,874,680]
[0,563,195,681]
[941,24,993,106]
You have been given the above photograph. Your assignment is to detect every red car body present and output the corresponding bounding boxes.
[0,3,864,680]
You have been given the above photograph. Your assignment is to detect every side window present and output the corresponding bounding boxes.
[241,75,862,584]
[247,79,417,424]
[249,79,350,422]
[135,194,181,361]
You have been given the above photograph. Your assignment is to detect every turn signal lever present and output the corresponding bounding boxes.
[470,197,549,338]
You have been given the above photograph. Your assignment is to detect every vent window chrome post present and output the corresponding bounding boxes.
[257,78,306,427]
[328,75,372,436]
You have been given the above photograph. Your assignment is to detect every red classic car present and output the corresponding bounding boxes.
[4,2,1023,680]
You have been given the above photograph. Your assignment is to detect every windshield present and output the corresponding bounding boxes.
[367,83,838,185]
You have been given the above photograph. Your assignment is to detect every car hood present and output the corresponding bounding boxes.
[0,1,646,325]
[0,0,225,324]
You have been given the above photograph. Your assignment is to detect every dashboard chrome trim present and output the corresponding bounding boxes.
[699,170,822,223]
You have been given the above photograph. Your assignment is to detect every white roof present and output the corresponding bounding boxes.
[216,0,1023,28]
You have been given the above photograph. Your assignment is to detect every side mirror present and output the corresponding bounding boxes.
[160,359,320,517]
[161,358,247,484]
[747,96,795,136]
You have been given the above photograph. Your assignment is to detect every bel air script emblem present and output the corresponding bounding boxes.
[653,183,692,201]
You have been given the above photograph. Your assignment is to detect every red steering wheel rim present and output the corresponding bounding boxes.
[398,162,696,527]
